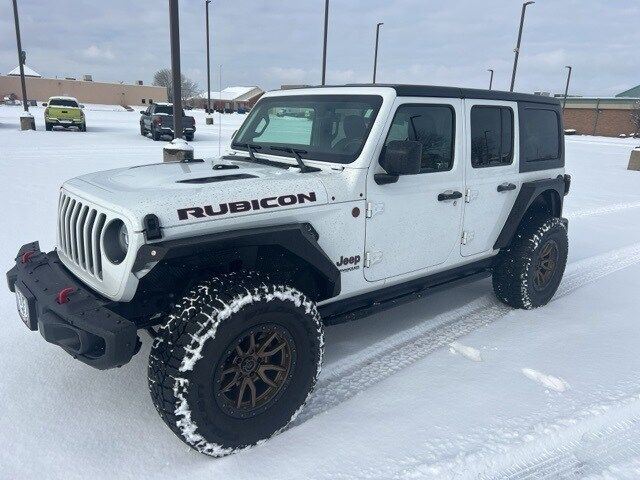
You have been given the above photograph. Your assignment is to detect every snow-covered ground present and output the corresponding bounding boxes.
[1,104,640,479]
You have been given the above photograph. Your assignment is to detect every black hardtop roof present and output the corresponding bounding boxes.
[297,84,561,106]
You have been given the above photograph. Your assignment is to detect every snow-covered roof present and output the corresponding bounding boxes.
[7,65,41,78]
[48,96,79,101]
[202,86,262,101]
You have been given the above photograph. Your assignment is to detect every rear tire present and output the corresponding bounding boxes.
[45,122,52,131]
[185,133,194,141]
[492,216,568,309]
[148,272,323,456]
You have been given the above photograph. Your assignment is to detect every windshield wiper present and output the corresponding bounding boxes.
[233,142,262,161]
[268,146,320,173]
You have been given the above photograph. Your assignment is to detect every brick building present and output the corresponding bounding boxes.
[562,85,640,137]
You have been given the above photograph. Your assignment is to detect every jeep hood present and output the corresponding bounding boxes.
[63,159,332,230]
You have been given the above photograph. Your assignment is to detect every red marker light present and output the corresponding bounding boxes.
[20,251,35,264]
[56,287,76,304]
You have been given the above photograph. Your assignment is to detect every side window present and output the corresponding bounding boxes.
[383,104,455,173]
[522,108,560,161]
[470,106,514,168]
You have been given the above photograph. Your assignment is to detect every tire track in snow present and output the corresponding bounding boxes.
[395,388,640,480]
[565,201,640,220]
[480,396,640,479]
[292,241,640,427]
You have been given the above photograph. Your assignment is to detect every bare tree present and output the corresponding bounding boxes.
[631,100,640,138]
[152,68,201,102]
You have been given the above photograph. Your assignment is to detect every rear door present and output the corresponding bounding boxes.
[364,98,464,282]
[461,100,520,257]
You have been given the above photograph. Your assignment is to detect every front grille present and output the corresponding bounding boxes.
[57,192,107,280]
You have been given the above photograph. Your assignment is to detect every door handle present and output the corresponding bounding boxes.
[437,190,463,202]
[497,182,517,192]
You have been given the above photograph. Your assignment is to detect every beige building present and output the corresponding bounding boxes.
[1,66,167,106]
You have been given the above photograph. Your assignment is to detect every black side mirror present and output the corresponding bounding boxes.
[376,140,422,184]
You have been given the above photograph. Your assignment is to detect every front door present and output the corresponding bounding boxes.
[461,100,521,257]
[365,99,464,282]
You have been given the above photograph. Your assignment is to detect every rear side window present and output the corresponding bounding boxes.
[470,106,514,168]
[383,104,455,173]
[521,108,560,161]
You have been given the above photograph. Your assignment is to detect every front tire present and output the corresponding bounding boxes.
[45,122,52,131]
[492,216,568,309]
[148,272,323,456]
[151,126,160,141]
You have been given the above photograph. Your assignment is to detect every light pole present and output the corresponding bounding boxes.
[321,0,329,85]
[488,69,494,90]
[510,1,535,92]
[12,0,34,129]
[169,0,183,139]
[164,0,194,162]
[205,1,212,115]
[373,22,384,84]
[562,65,573,112]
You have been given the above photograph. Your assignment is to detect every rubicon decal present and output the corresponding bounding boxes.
[177,192,317,220]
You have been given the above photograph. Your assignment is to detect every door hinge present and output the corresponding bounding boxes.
[461,230,475,245]
[364,251,383,268]
[365,202,384,219]
[464,189,478,203]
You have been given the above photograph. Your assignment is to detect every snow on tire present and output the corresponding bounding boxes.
[148,271,323,456]
[492,216,568,309]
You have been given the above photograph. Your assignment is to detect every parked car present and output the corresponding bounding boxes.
[139,102,196,141]
[7,84,570,457]
[43,96,86,131]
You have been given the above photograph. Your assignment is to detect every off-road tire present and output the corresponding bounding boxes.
[185,133,194,141]
[140,124,146,136]
[148,271,323,456]
[492,216,568,309]
[45,122,52,131]
[79,123,86,132]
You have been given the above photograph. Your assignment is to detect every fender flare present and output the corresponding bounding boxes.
[494,176,567,250]
[132,223,341,300]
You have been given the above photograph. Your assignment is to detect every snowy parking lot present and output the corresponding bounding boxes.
[2,104,640,479]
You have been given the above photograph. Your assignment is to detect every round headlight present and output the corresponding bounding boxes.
[103,219,129,264]
[118,222,129,251]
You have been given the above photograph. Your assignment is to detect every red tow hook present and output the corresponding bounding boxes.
[56,287,76,304]
[20,251,35,264]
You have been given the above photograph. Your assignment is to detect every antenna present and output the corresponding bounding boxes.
[218,64,222,156]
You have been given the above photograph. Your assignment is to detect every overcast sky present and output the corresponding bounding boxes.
[1,0,639,96]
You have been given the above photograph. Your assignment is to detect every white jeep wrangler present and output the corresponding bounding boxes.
[7,85,571,456]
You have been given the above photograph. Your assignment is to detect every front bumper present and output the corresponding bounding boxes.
[6,242,138,370]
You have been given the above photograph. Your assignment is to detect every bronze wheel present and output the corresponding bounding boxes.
[533,239,559,291]
[214,324,296,419]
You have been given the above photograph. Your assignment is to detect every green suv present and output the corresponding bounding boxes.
[44,96,86,131]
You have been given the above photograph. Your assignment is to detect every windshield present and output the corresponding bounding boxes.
[232,95,383,164]
[49,98,78,107]
[154,105,185,116]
